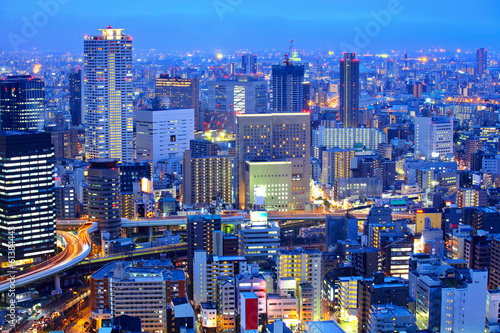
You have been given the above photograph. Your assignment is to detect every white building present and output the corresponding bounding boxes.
[278,248,322,320]
[483,155,500,175]
[136,108,194,163]
[413,116,453,160]
[237,275,267,315]
[486,290,500,332]
[84,27,134,162]
[193,250,248,305]
[200,303,217,330]
[239,211,280,258]
[312,125,386,150]
[440,269,488,333]
[266,293,299,329]
[368,304,416,333]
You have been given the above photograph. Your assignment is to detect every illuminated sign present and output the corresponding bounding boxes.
[250,211,267,223]
[141,178,152,193]
[1,258,34,268]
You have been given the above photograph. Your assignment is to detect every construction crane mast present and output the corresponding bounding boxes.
[283,39,294,66]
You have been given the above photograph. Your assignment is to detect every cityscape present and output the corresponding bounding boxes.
[0,1,500,333]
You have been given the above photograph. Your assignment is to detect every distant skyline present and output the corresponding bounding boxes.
[1,0,499,53]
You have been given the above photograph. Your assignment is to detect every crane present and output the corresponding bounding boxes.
[220,104,234,132]
[204,104,220,132]
[283,39,294,66]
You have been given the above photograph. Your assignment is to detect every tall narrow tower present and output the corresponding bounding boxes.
[476,48,487,76]
[339,53,360,128]
[84,27,134,162]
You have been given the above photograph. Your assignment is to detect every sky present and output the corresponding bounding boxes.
[0,0,499,53]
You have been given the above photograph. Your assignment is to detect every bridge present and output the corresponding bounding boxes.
[0,223,98,293]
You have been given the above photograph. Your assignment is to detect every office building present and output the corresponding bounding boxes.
[237,274,267,318]
[367,305,416,333]
[266,293,299,329]
[193,250,248,305]
[91,261,186,333]
[242,54,257,75]
[87,159,121,251]
[84,27,133,162]
[69,69,82,126]
[187,215,222,278]
[0,75,44,131]
[325,215,358,250]
[190,139,218,158]
[278,248,322,320]
[339,53,360,128]
[298,283,314,325]
[270,64,305,113]
[236,113,310,210]
[457,188,487,208]
[333,177,383,201]
[488,236,500,289]
[155,75,200,130]
[0,132,55,264]
[487,290,500,332]
[357,274,408,333]
[244,161,292,211]
[313,126,386,150]
[55,186,76,220]
[321,149,355,185]
[476,48,487,76]
[413,116,453,160]
[182,150,234,206]
[48,127,79,159]
[238,211,280,259]
[207,76,267,115]
[409,262,488,333]
[136,108,195,163]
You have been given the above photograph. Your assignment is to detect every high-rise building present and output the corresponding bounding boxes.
[193,250,248,305]
[321,149,355,185]
[0,75,44,131]
[476,48,487,76]
[84,27,134,162]
[339,53,359,128]
[207,76,267,117]
[182,150,234,206]
[413,116,453,160]
[187,215,222,279]
[155,75,200,129]
[136,108,195,163]
[69,69,82,126]
[313,126,386,151]
[278,248,322,320]
[55,186,76,220]
[236,113,310,210]
[409,262,487,333]
[238,211,280,259]
[48,127,79,159]
[91,261,186,333]
[87,159,121,252]
[357,274,408,333]
[241,54,257,75]
[0,132,55,264]
[270,64,305,113]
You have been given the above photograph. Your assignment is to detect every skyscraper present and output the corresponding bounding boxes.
[87,159,121,253]
[476,48,487,76]
[236,113,311,210]
[270,64,305,113]
[0,132,55,264]
[84,27,134,162]
[339,53,359,128]
[155,75,200,129]
[413,116,453,160]
[69,69,82,126]
[241,54,257,75]
[0,75,44,131]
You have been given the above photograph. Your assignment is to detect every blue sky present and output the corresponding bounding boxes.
[0,0,499,53]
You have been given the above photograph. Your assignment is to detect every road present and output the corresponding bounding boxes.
[0,223,97,292]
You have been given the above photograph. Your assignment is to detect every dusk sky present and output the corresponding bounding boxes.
[1,0,499,53]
